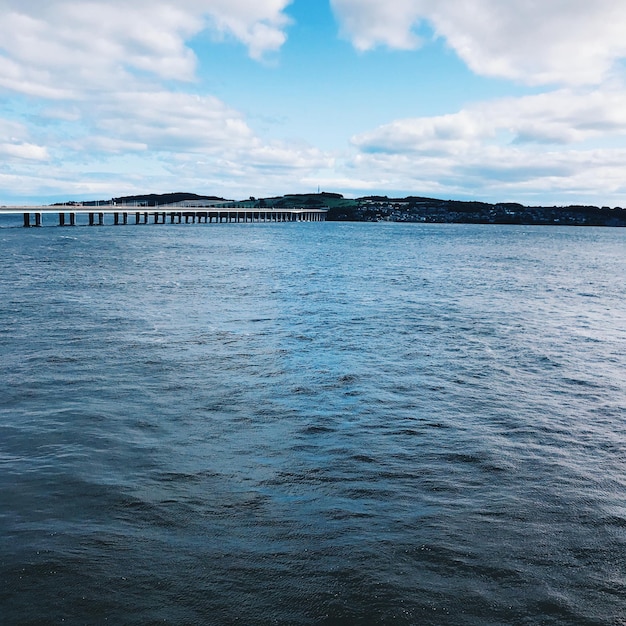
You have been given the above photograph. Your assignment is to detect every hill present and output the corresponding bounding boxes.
[70,191,626,226]
[110,192,228,206]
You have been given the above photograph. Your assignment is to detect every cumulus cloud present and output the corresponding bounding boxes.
[0,0,292,96]
[0,118,49,161]
[92,91,255,153]
[202,0,292,59]
[37,86,332,199]
[330,0,626,85]
[353,88,626,154]
[0,0,330,201]
[328,2,626,202]
[104,139,333,200]
[343,85,626,203]
[3,0,625,205]
[0,141,48,161]
[340,143,626,204]
[331,0,424,50]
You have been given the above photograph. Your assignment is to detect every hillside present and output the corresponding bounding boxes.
[72,192,626,226]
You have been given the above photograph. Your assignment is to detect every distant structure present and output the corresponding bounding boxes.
[0,202,328,227]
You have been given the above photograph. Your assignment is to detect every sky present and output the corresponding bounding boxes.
[2,1,626,206]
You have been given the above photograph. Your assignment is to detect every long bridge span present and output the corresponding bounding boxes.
[0,204,328,227]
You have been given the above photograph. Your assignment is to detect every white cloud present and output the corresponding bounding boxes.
[0,0,293,97]
[202,0,292,59]
[338,144,626,204]
[32,87,332,198]
[0,118,49,160]
[0,141,48,161]
[327,2,626,202]
[330,0,626,85]
[331,0,424,51]
[92,91,255,153]
[0,0,326,202]
[0,3,197,95]
[156,138,333,195]
[353,88,626,154]
[2,0,626,205]
[340,86,626,203]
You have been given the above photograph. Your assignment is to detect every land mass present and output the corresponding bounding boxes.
[69,192,626,227]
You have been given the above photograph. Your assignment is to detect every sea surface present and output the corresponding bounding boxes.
[0,218,625,625]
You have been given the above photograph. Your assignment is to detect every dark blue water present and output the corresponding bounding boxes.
[1,220,625,625]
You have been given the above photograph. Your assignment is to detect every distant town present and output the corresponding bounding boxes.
[55,191,626,227]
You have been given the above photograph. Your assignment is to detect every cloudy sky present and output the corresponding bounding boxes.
[2,0,626,205]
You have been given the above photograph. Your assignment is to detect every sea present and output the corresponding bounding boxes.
[0,216,625,625]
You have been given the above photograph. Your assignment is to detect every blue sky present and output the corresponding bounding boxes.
[2,0,626,205]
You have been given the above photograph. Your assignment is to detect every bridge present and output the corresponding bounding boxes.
[0,203,328,227]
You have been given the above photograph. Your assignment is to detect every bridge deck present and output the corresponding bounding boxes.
[0,205,328,226]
